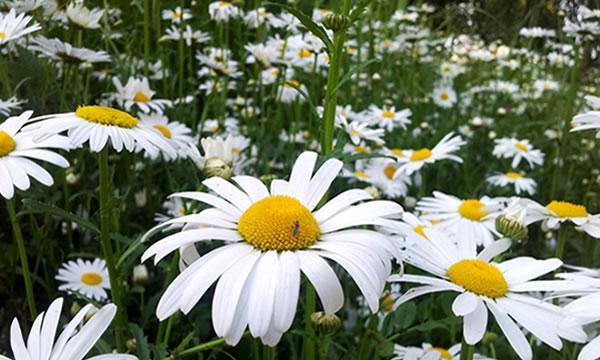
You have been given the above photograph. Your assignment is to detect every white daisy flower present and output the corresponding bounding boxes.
[208,1,242,22]
[524,200,600,238]
[112,77,172,114]
[161,7,192,24]
[0,8,41,45]
[277,80,307,104]
[2,297,137,360]
[138,113,195,158]
[0,111,70,199]
[492,138,544,168]
[360,158,412,198]
[244,8,283,29]
[394,133,465,176]
[188,134,250,175]
[393,212,438,243]
[29,36,111,64]
[343,120,384,145]
[3,0,46,14]
[367,105,412,132]
[416,191,503,246]
[560,293,600,360]
[55,258,110,301]
[391,342,492,360]
[159,25,210,46]
[389,229,587,360]
[519,27,556,38]
[66,3,103,29]
[141,151,404,346]
[432,86,457,108]
[571,95,600,138]
[486,172,537,195]
[24,105,177,158]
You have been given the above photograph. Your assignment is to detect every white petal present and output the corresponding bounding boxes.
[303,158,342,210]
[273,251,300,332]
[463,298,488,345]
[288,151,317,200]
[247,251,278,337]
[296,251,344,314]
[578,335,600,360]
[232,176,270,202]
[485,299,532,360]
[10,318,32,360]
[477,238,511,262]
[452,292,479,316]
[203,177,253,212]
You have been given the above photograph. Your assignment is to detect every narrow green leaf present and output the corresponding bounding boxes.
[130,323,151,360]
[19,199,100,234]
[330,58,380,97]
[349,0,372,22]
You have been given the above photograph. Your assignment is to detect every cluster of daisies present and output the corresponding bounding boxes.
[0,1,600,360]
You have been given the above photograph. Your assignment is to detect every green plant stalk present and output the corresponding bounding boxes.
[143,0,150,77]
[7,198,36,320]
[460,338,475,360]
[98,146,126,352]
[165,334,248,359]
[320,0,352,155]
[302,283,317,360]
[555,226,568,260]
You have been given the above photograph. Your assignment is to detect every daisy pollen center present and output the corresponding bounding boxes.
[430,347,452,360]
[81,272,103,286]
[458,199,488,221]
[76,105,139,128]
[546,200,587,218]
[238,195,320,251]
[0,130,17,157]
[0,32,6,39]
[447,259,508,298]
[153,124,172,138]
[410,148,432,161]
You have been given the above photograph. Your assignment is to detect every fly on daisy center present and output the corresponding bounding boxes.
[0,130,17,157]
[447,259,508,298]
[546,200,588,218]
[80,272,103,286]
[75,105,139,128]
[237,195,320,251]
[458,199,488,221]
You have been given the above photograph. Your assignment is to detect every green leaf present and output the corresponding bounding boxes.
[379,340,395,357]
[130,323,151,360]
[330,58,380,97]
[349,0,372,22]
[19,199,100,234]
[265,2,333,54]
[117,234,145,268]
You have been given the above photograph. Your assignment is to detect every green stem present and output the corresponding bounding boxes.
[98,146,126,352]
[460,338,475,360]
[555,226,568,260]
[7,198,36,320]
[320,0,352,155]
[143,0,150,77]
[302,283,316,360]
[165,334,246,359]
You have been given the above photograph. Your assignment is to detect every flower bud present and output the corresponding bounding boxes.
[495,215,528,241]
[323,14,351,31]
[132,264,149,285]
[127,338,137,352]
[310,311,341,334]
[204,157,233,179]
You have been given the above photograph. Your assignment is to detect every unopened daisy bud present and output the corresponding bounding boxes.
[495,201,528,241]
[134,189,147,208]
[66,172,80,185]
[323,13,351,31]
[204,157,233,179]
[70,302,81,316]
[364,186,380,199]
[132,264,149,284]
[404,196,417,209]
[372,73,381,81]
[310,311,341,334]
[126,338,137,352]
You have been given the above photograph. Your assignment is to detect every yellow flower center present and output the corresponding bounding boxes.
[447,259,508,298]
[238,195,320,251]
[515,142,528,152]
[0,130,17,157]
[546,201,588,218]
[413,225,428,238]
[284,80,301,88]
[297,48,313,58]
[383,165,396,180]
[440,92,449,101]
[353,171,370,179]
[410,148,432,161]
[381,294,394,313]
[153,124,172,138]
[133,91,150,102]
[391,148,403,157]
[505,171,523,179]
[76,106,139,128]
[381,110,395,118]
[351,129,360,136]
[80,272,103,286]
[354,146,369,154]
[429,347,452,360]
[458,199,488,221]
[0,32,5,39]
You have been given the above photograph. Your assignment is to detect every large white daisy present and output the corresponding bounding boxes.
[141,151,404,346]
[0,111,71,199]
[389,228,587,360]
[25,105,177,158]
[1,297,137,360]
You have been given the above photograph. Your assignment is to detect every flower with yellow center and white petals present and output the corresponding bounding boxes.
[65,3,103,29]
[486,171,537,195]
[524,199,600,238]
[3,297,137,360]
[391,342,492,360]
[367,104,412,131]
[112,77,172,114]
[29,36,111,65]
[24,105,177,158]
[394,132,465,176]
[356,158,412,198]
[389,227,586,360]
[0,8,41,45]
[433,86,457,108]
[138,113,195,160]
[416,191,503,246]
[162,6,192,24]
[55,258,110,301]
[0,111,71,199]
[493,137,544,168]
[208,0,241,22]
[141,151,403,346]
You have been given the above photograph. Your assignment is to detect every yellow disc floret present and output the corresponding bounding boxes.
[458,199,488,221]
[153,124,172,138]
[382,110,395,118]
[133,91,150,102]
[429,347,452,360]
[76,105,139,128]
[0,32,6,40]
[546,200,588,218]
[0,130,17,157]
[447,259,508,298]
[238,195,320,251]
[81,272,103,286]
[413,225,428,238]
[515,142,528,152]
[410,148,432,161]
[383,165,396,180]
[505,172,523,179]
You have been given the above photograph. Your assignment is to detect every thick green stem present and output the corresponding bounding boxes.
[302,283,317,360]
[143,0,150,77]
[555,226,568,260]
[7,198,36,320]
[98,146,127,352]
[460,338,475,360]
[165,334,248,359]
